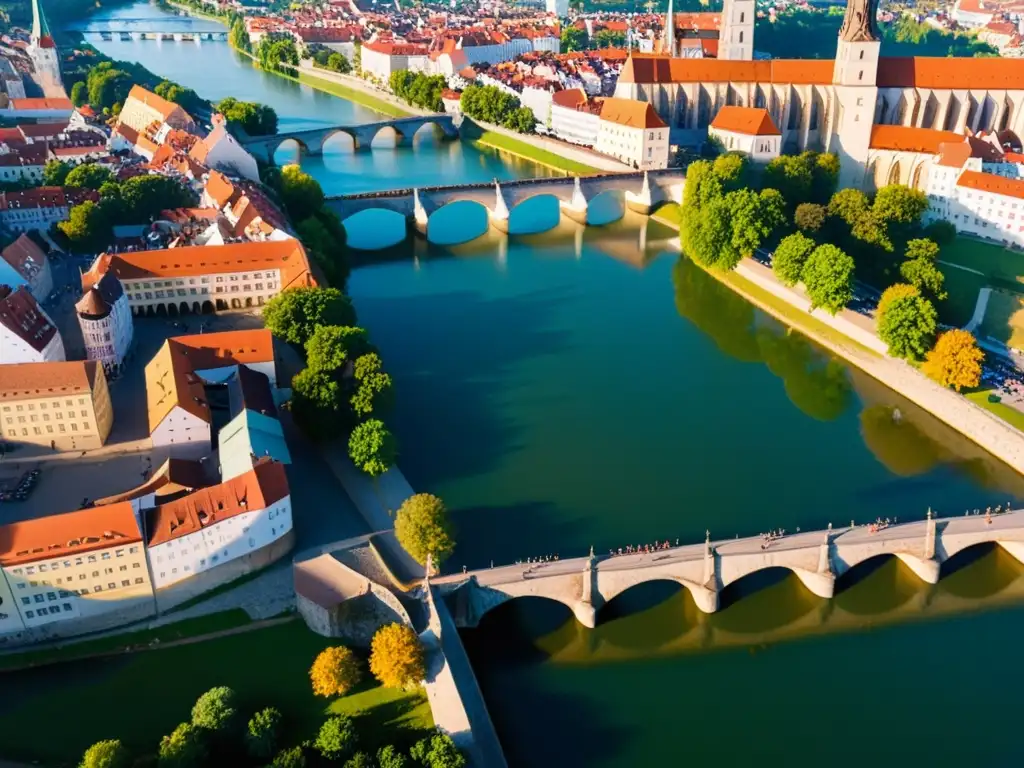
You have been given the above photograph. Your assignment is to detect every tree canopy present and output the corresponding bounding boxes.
[216,97,278,136]
[348,419,397,478]
[64,163,112,190]
[560,26,587,52]
[245,707,282,761]
[310,646,363,697]
[370,623,426,690]
[801,243,855,315]
[394,493,456,566]
[79,740,131,768]
[459,84,535,133]
[922,329,984,391]
[280,165,325,222]
[158,722,207,768]
[389,70,446,112]
[263,287,358,347]
[794,202,826,233]
[315,715,359,762]
[877,284,937,360]
[772,232,816,286]
[191,686,238,733]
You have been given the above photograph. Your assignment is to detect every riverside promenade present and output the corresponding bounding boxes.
[435,508,1024,628]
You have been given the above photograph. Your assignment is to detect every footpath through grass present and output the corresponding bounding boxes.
[472,130,601,175]
[0,608,251,672]
[0,619,433,764]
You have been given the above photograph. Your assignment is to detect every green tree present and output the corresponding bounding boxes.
[191,686,238,733]
[79,740,130,768]
[560,26,587,52]
[297,209,351,289]
[409,732,466,768]
[280,165,325,221]
[328,52,352,73]
[58,201,110,250]
[43,159,71,186]
[245,707,282,761]
[878,282,921,316]
[878,288,938,360]
[801,243,854,315]
[900,256,947,300]
[923,220,956,245]
[70,80,88,107]
[502,106,536,134]
[345,754,375,768]
[378,745,410,768]
[922,329,984,391]
[351,352,394,417]
[64,163,113,190]
[271,746,306,768]
[810,151,840,203]
[873,184,928,247]
[763,154,813,205]
[316,715,358,761]
[306,324,356,373]
[158,723,206,768]
[291,367,347,438]
[794,202,826,233]
[348,419,397,478]
[229,17,251,51]
[828,187,871,227]
[119,174,195,221]
[263,286,357,346]
[712,152,747,192]
[394,493,456,566]
[772,232,816,286]
[594,28,626,48]
[216,97,278,136]
[905,237,940,261]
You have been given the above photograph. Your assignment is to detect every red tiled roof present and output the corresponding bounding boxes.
[600,97,667,129]
[619,55,833,85]
[877,56,1024,89]
[710,106,780,136]
[0,286,55,353]
[0,501,141,566]
[869,124,966,154]
[8,98,72,111]
[145,461,289,547]
[957,169,1024,199]
[2,233,46,280]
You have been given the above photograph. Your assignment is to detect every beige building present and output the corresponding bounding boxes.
[0,502,155,645]
[83,240,316,316]
[595,98,670,170]
[117,85,195,135]
[709,106,782,161]
[0,361,113,451]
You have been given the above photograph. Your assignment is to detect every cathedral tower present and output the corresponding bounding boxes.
[719,0,754,60]
[661,0,676,57]
[831,0,881,189]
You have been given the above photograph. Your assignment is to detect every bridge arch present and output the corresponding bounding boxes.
[273,137,308,165]
[426,200,490,245]
[370,125,405,149]
[720,564,836,602]
[322,129,358,153]
[586,189,626,226]
[342,208,408,250]
[412,121,444,146]
[470,589,581,627]
[507,194,561,236]
[834,548,940,585]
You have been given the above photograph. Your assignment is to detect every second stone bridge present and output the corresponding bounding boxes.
[326,168,687,237]
[434,509,1024,628]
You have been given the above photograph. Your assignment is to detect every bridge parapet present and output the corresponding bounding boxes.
[437,508,1024,629]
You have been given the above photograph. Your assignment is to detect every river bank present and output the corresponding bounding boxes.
[652,204,1024,474]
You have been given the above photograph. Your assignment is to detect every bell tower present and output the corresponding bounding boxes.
[719,0,754,61]
[831,0,881,189]
[661,0,676,57]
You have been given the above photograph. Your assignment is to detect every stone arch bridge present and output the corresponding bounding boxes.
[434,509,1024,629]
[327,168,687,238]
[241,115,459,163]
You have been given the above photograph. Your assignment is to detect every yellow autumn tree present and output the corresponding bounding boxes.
[922,329,985,392]
[369,623,425,690]
[309,645,362,697]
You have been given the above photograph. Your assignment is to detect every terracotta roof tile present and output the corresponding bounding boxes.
[0,285,55,353]
[710,106,779,136]
[0,360,97,400]
[599,97,667,129]
[957,169,1024,199]
[0,501,141,566]
[877,56,1024,89]
[869,124,966,154]
[619,54,833,85]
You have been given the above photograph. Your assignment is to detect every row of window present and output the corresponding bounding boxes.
[7,422,90,437]
[128,282,277,301]
[12,547,139,575]
[7,410,90,423]
[133,272,278,290]
[3,399,88,412]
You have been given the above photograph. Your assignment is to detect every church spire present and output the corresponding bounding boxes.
[662,0,675,56]
[838,0,880,42]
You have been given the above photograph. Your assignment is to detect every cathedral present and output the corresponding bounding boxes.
[615,0,1024,190]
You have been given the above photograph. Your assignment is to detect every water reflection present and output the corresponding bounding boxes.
[463,546,1024,668]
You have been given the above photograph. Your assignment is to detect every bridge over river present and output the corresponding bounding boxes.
[434,509,1024,628]
[68,16,228,39]
[241,115,459,163]
[327,168,687,238]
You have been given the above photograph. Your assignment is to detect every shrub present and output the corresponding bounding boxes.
[370,623,426,690]
[191,686,238,733]
[246,707,283,760]
[310,646,363,697]
[316,715,358,761]
[79,740,130,768]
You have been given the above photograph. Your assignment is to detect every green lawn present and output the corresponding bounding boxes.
[966,389,1024,433]
[937,262,989,327]
[976,288,1024,349]
[0,619,433,765]
[296,71,413,119]
[651,202,683,229]
[939,237,1024,282]
[0,609,251,672]
[472,130,601,175]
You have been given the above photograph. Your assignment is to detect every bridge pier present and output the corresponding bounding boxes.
[572,600,597,629]
[559,177,589,224]
[999,540,1024,564]
[896,553,941,584]
[624,172,656,215]
[488,181,511,234]
[792,569,836,599]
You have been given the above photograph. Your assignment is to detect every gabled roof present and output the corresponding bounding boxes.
[124,85,189,122]
[0,501,141,566]
[204,169,239,209]
[144,460,290,547]
[0,360,99,401]
[710,106,780,136]
[599,97,667,130]
[0,285,56,353]
[2,233,47,281]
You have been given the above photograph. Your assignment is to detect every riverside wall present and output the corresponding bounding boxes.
[654,214,1024,474]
